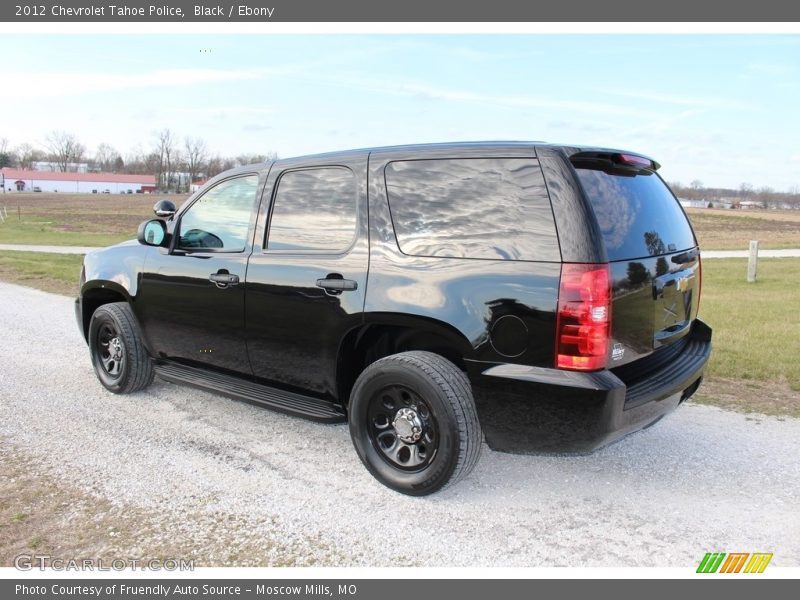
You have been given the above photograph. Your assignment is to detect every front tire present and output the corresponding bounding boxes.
[348,351,482,496]
[88,302,154,394]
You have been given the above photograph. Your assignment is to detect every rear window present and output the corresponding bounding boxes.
[384,158,559,261]
[575,168,696,261]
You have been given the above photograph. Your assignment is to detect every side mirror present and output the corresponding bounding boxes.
[137,219,168,247]
[153,199,177,218]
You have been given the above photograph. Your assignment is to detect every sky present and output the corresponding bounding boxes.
[1,34,798,190]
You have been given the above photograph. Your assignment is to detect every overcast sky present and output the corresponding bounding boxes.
[1,34,798,190]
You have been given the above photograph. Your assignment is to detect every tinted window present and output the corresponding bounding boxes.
[384,158,559,261]
[178,175,259,251]
[268,167,357,252]
[575,168,696,261]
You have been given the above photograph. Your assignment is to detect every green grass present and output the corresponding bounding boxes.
[0,192,186,247]
[0,251,83,295]
[685,208,800,251]
[28,535,44,550]
[699,257,800,390]
[0,217,130,246]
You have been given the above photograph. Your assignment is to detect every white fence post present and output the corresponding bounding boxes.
[747,240,759,283]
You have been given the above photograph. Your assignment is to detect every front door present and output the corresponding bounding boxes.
[245,156,369,398]
[136,172,264,375]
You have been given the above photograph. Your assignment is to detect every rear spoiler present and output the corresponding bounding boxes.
[569,151,661,173]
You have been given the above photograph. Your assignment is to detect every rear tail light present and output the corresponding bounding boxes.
[556,263,611,371]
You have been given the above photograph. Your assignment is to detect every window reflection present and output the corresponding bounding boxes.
[268,167,357,252]
[575,168,695,260]
[384,158,559,261]
[178,175,258,251]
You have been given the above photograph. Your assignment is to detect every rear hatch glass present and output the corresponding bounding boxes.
[574,167,695,261]
[574,162,700,366]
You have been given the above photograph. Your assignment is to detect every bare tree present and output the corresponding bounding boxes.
[145,152,161,179]
[0,138,11,168]
[206,155,225,178]
[94,143,120,172]
[15,143,46,169]
[756,186,775,209]
[170,149,185,192]
[184,136,208,185]
[123,145,148,175]
[153,129,176,191]
[235,151,277,166]
[46,131,85,172]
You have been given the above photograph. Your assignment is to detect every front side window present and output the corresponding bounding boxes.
[178,175,259,251]
[267,167,357,252]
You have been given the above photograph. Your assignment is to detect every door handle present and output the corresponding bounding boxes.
[316,275,358,294]
[209,271,239,288]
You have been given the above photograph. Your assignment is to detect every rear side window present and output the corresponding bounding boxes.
[267,167,357,252]
[575,168,696,261]
[384,158,559,261]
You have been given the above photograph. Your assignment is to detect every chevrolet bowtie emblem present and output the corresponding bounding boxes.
[663,301,678,322]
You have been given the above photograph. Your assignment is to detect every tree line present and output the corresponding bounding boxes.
[670,179,800,209]
[0,130,277,193]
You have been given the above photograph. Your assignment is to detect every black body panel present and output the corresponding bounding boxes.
[473,320,711,453]
[136,251,251,372]
[77,141,712,457]
[537,146,607,263]
[365,146,561,368]
[245,153,370,398]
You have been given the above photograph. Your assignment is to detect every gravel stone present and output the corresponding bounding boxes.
[0,281,798,566]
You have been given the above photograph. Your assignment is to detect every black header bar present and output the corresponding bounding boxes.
[3,0,800,22]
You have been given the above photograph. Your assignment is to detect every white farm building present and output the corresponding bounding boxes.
[0,168,156,194]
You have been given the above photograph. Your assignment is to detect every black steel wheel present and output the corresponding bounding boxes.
[88,302,154,394]
[367,384,439,472]
[349,351,482,496]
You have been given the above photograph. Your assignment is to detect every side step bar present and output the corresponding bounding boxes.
[154,362,346,423]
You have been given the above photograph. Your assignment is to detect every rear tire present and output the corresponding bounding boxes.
[88,302,154,394]
[348,351,481,496]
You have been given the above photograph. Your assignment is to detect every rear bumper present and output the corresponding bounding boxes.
[470,319,712,454]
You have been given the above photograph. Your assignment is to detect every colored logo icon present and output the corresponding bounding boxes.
[697,552,773,573]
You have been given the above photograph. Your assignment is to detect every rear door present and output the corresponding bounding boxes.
[572,157,700,367]
[244,155,369,399]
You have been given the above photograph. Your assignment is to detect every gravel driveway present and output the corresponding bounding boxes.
[1,281,798,567]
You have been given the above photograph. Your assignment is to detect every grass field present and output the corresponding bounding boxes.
[694,258,800,417]
[0,251,83,295]
[0,192,187,247]
[700,258,800,388]
[685,207,800,250]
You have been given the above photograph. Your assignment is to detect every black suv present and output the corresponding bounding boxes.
[76,142,711,495]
